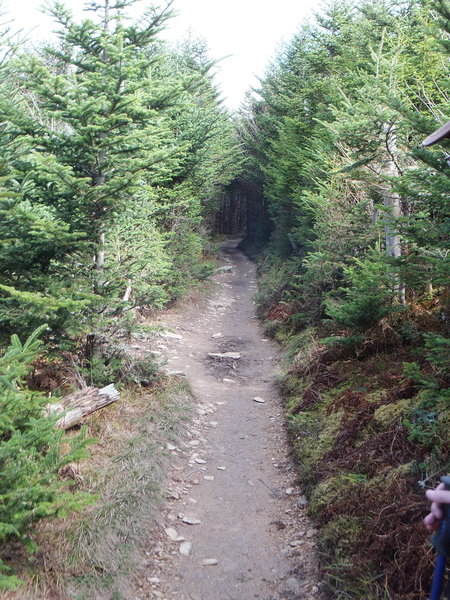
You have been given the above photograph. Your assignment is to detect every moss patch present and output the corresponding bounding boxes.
[373,397,415,427]
[290,409,344,488]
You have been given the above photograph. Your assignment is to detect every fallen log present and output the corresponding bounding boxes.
[47,383,120,430]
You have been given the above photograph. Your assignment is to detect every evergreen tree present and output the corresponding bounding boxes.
[0,13,96,341]
[20,0,181,295]
[0,327,91,589]
[241,0,448,330]
[0,0,239,345]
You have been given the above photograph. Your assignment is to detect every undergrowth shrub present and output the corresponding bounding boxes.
[254,257,293,317]
[80,349,160,388]
[0,327,92,590]
[403,332,450,450]
[0,283,95,343]
[166,228,215,299]
[105,209,171,305]
[324,248,398,333]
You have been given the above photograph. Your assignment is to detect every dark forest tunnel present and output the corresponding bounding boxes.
[214,176,272,255]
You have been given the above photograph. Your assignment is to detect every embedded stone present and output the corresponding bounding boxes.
[202,558,218,566]
[207,352,241,359]
[179,541,192,556]
[182,517,201,525]
[164,527,178,541]
[252,397,265,403]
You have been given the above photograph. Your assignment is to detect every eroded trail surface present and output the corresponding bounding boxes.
[138,240,321,600]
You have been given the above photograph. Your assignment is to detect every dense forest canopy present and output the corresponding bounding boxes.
[236,0,449,597]
[0,0,449,597]
[0,0,242,343]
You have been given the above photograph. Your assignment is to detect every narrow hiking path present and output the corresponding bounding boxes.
[135,240,321,600]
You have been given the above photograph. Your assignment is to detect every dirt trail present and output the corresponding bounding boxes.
[138,240,321,600]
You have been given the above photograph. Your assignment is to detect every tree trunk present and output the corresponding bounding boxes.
[94,224,106,291]
[104,0,110,32]
[383,188,402,257]
[47,384,119,430]
[382,122,406,304]
[93,153,107,292]
[122,279,132,301]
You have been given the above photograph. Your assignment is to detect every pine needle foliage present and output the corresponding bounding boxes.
[0,0,242,343]
[324,247,399,332]
[0,327,92,589]
[238,1,450,598]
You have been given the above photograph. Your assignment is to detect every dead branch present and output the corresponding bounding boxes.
[47,383,120,430]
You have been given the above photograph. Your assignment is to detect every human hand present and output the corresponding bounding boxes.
[424,483,450,532]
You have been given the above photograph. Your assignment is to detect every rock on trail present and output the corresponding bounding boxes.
[139,239,321,600]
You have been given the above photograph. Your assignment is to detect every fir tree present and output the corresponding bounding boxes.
[20,0,181,295]
[0,327,91,589]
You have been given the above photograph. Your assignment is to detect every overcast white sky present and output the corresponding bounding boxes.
[4,0,318,110]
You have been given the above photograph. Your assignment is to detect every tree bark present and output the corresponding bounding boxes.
[93,150,107,291]
[122,279,132,301]
[104,0,110,32]
[47,384,120,430]
[94,224,106,291]
[382,122,406,304]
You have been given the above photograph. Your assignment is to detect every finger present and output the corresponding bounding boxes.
[431,502,443,520]
[424,513,440,532]
[426,489,450,505]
